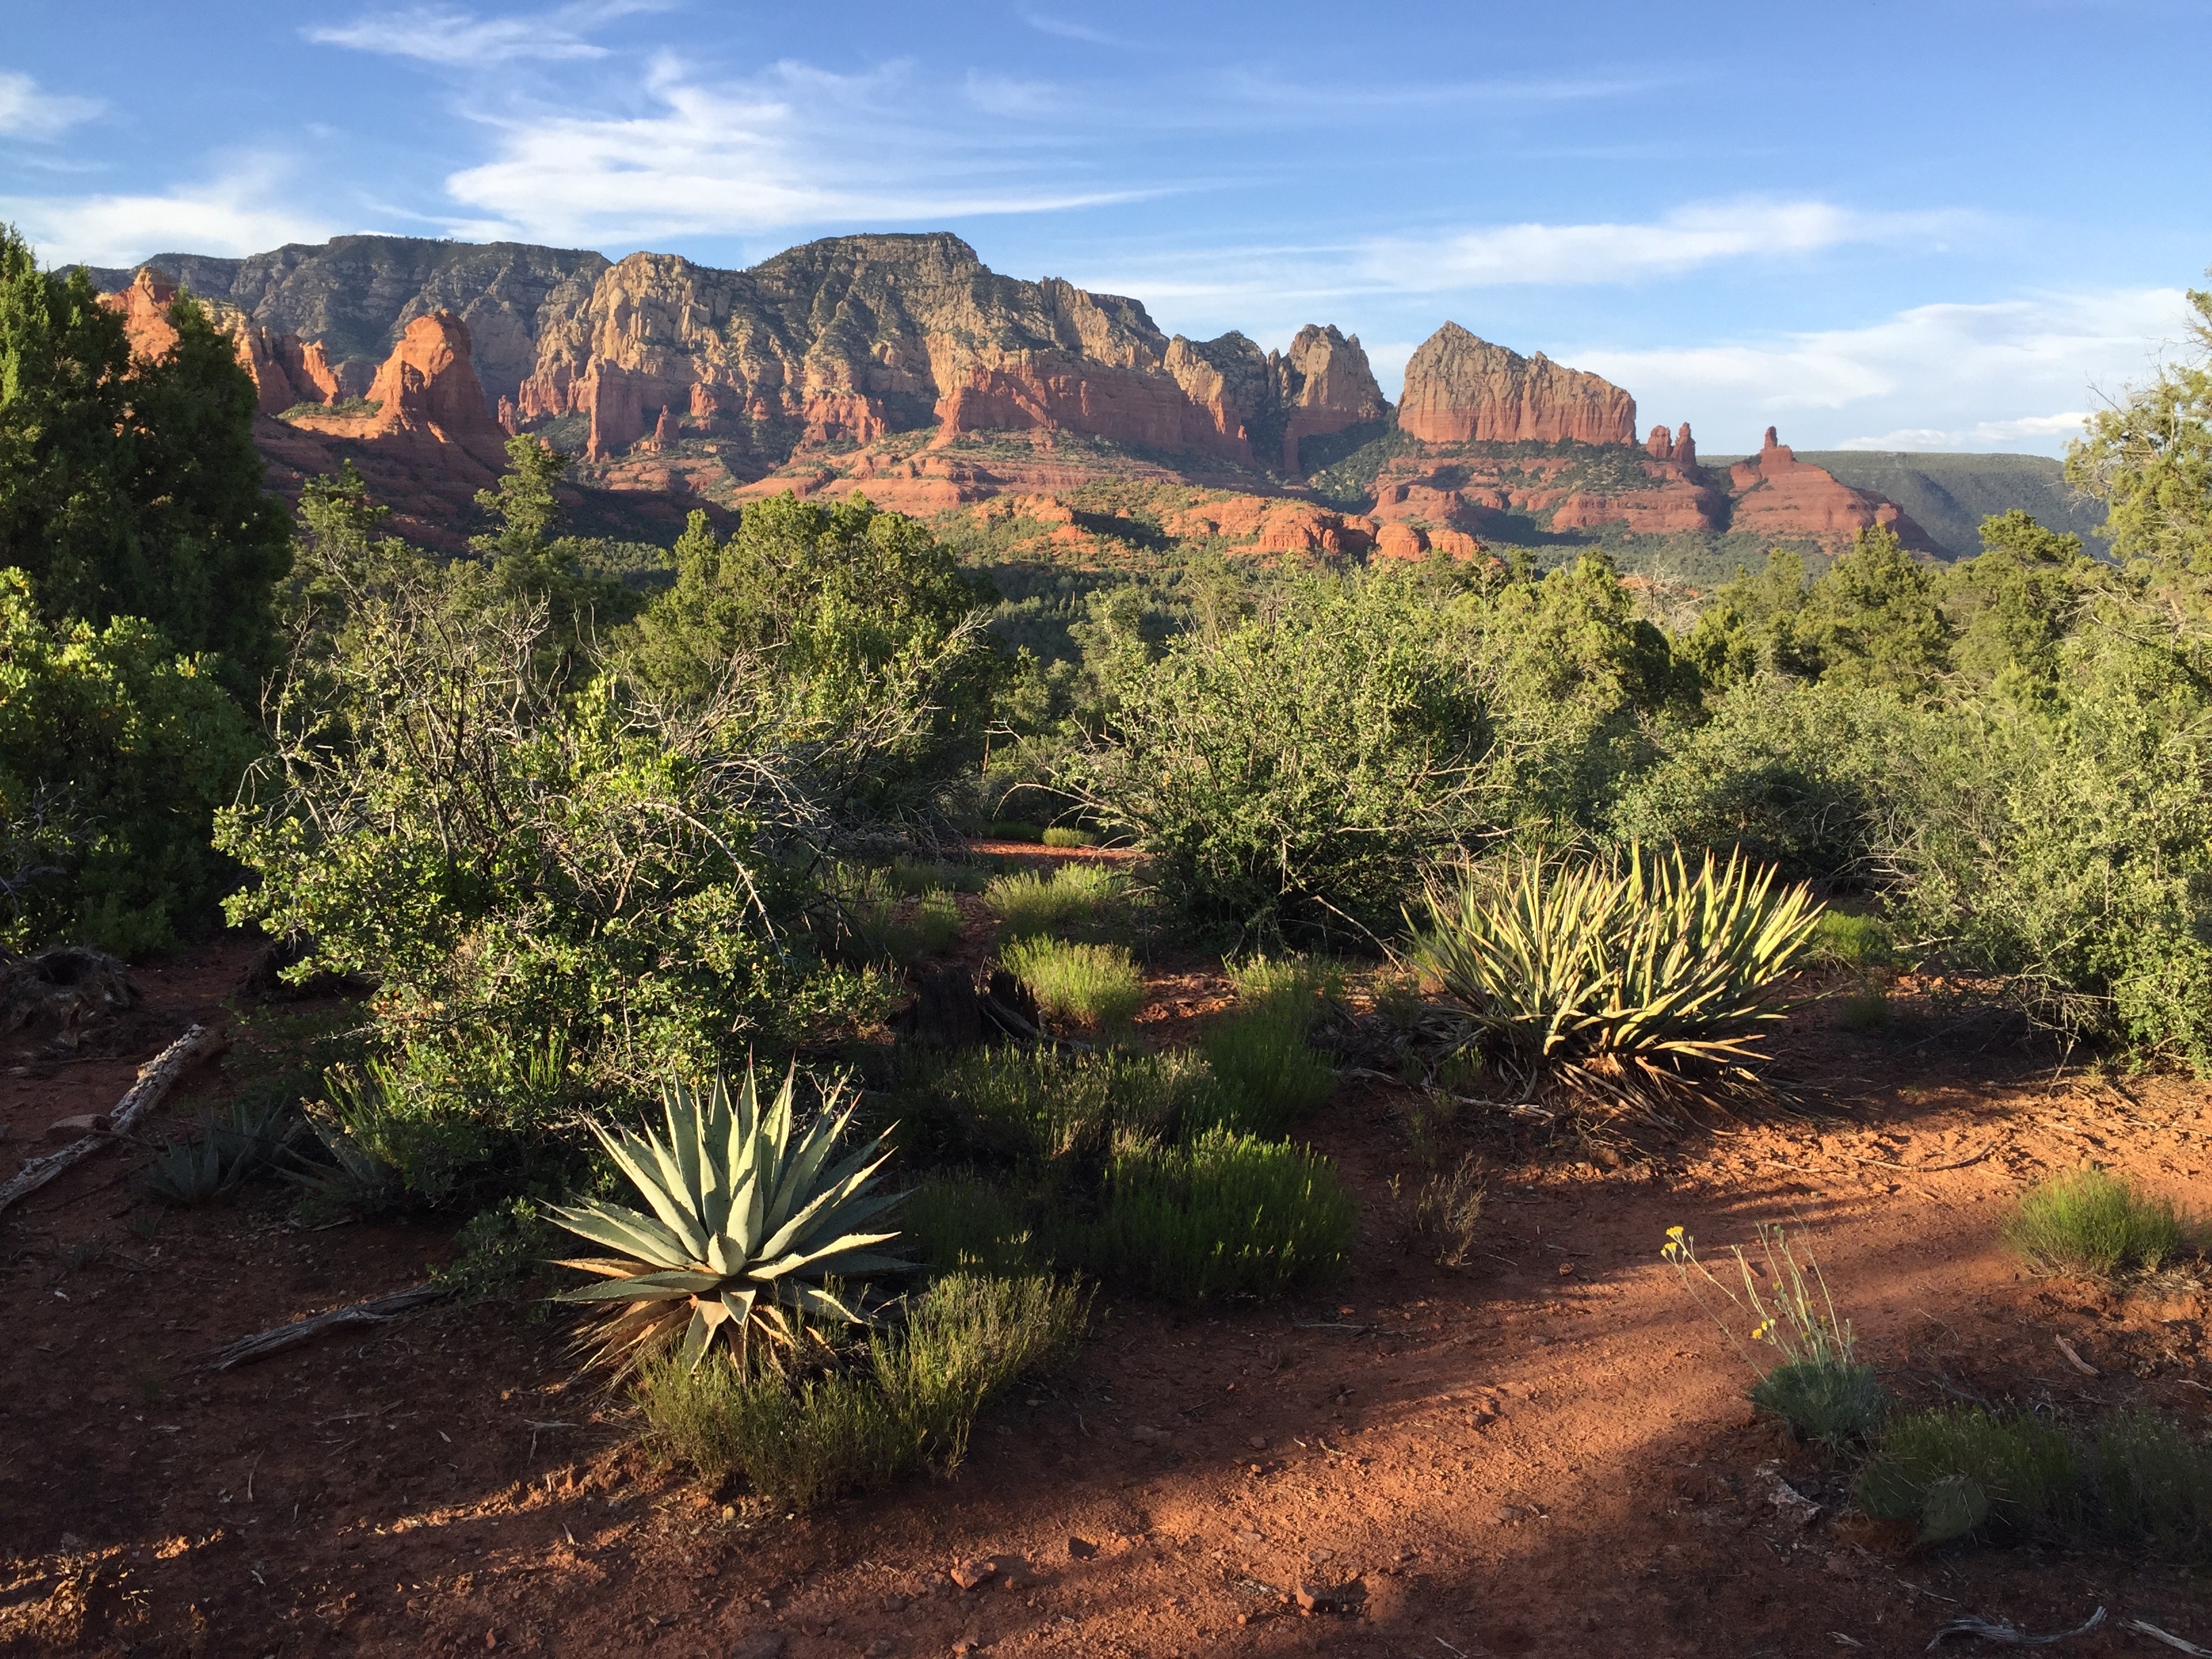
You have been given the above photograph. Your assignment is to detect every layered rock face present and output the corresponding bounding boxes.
[1729,428,1937,551]
[1397,323,1637,446]
[101,268,342,414]
[513,234,1389,469]
[91,237,611,409]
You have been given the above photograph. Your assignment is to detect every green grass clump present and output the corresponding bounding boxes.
[1750,1359,1891,1448]
[1855,1408,2081,1543]
[912,889,963,954]
[920,1045,1212,1167]
[1076,1126,1357,1300]
[872,1272,1088,1471]
[985,821,1044,843]
[639,1354,912,1511]
[1197,998,1336,1134]
[1042,826,1101,848]
[638,1271,1084,1508]
[1191,953,1339,1134]
[1001,937,1145,1032]
[2093,1409,2212,1558]
[1811,910,1895,970]
[891,857,989,895]
[2002,1166,2190,1278]
[983,862,1128,940]
[901,1174,1040,1274]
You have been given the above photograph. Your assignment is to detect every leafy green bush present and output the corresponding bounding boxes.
[1856,1408,2081,1543]
[625,497,1001,819]
[219,537,885,1189]
[983,862,1128,939]
[1073,1127,1357,1300]
[1410,846,1822,1115]
[0,571,262,955]
[1000,937,1145,1033]
[2001,1167,2191,1279]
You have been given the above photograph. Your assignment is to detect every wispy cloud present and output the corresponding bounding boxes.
[1361,200,1969,288]
[0,69,102,139]
[1019,11,1124,45]
[306,1,661,66]
[0,159,335,266]
[441,56,1151,243]
[1568,288,2192,453]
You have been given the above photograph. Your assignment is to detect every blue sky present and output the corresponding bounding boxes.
[3,0,2208,452]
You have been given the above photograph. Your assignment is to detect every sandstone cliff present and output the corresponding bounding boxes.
[1397,323,1637,447]
[101,268,342,415]
[1727,428,1937,552]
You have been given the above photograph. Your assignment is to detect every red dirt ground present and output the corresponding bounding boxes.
[3,926,2209,1658]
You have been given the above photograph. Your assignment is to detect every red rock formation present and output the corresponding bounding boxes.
[1397,323,1636,447]
[497,395,520,435]
[1673,422,1696,470]
[1276,325,1389,473]
[1646,424,1675,461]
[361,313,501,441]
[1727,428,1936,550]
[100,268,340,415]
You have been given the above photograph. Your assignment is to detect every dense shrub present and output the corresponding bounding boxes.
[0,228,292,694]
[638,1271,1084,1508]
[0,570,262,954]
[1856,1408,2083,1544]
[218,538,884,1195]
[626,497,1001,819]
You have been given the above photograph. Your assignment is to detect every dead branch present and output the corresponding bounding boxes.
[0,1022,225,1216]
[205,1283,452,1370]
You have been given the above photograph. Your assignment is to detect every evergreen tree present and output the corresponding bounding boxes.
[0,224,291,693]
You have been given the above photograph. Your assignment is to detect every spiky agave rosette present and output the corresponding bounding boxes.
[549,1065,905,1375]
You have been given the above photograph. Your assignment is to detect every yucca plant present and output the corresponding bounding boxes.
[550,1065,905,1376]
[1407,844,1822,1117]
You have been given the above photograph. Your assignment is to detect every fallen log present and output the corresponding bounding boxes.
[0,1021,225,1216]
[205,1283,452,1370]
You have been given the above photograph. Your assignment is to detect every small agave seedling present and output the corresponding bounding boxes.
[550,1065,904,1375]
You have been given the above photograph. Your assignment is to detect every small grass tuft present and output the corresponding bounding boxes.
[901,1174,1040,1274]
[1399,1153,1485,1267]
[2002,1166,2190,1279]
[1750,1360,1890,1448]
[1811,910,1895,970]
[983,863,1129,940]
[1074,1127,1357,1300]
[1041,826,1101,848]
[1000,937,1145,1033]
[872,1272,1088,1473]
[918,1045,1212,1168]
[2093,1408,2212,1558]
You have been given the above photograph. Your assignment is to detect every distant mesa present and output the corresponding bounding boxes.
[1397,322,1637,447]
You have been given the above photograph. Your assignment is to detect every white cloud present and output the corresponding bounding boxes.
[1568,288,2192,454]
[1019,12,1124,45]
[442,56,1148,243]
[1361,200,1968,289]
[0,160,335,266]
[0,69,102,139]
[306,1,661,66]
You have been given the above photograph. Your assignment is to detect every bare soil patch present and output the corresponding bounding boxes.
[3,936,2209,1658]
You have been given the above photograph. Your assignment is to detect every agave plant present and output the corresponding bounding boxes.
[550,1065,905,1375]
[1407,844,1823,1116]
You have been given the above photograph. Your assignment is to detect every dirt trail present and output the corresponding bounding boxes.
[3,939,2208,1658]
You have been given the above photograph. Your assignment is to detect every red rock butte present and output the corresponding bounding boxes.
[1397,323,1637,447]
